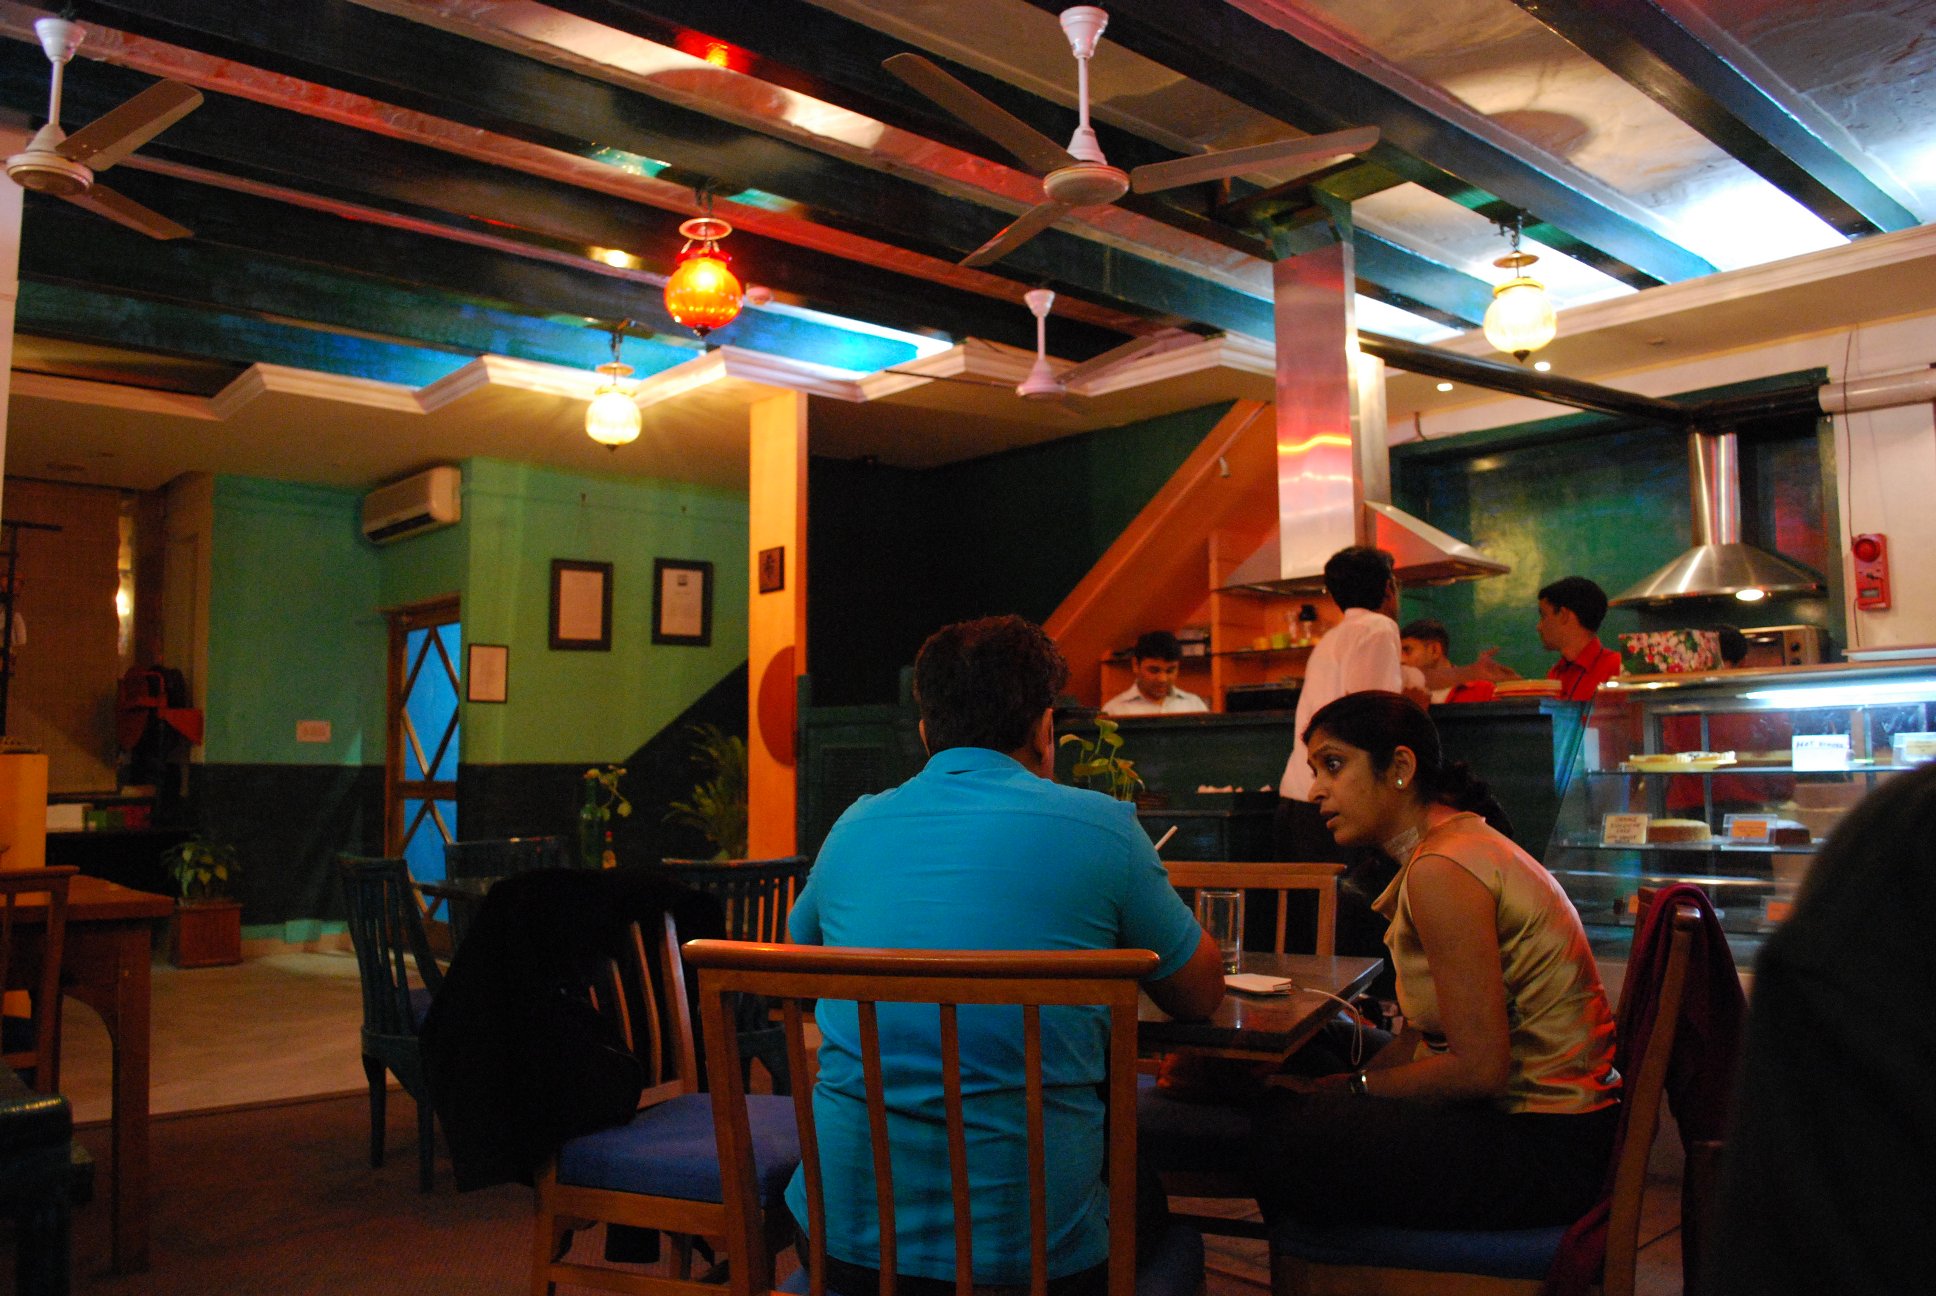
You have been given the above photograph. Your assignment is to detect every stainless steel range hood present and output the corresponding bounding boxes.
[1221,501,1509,594]
[1215,236,1508,597]
[1612,430,1823,606]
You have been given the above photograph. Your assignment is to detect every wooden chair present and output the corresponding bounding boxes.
[530,913,803,1296]
[685,940,1206,1296]
[338,854,444,1192]
[1266,904,1702,1296]
[1161,861,1344,956]
[0,867,77,1093]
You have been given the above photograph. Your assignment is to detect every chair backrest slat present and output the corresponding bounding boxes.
[938,1004,973,1296]
[1022,1003,1048,1296]
[784,996,828,1296]
[689,942,1157,1296]
[857,1000,897,1296]
[1162,861,1344,956]
[0,866,77,1092]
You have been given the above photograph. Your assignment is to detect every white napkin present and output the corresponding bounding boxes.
[1225,972,1296,995]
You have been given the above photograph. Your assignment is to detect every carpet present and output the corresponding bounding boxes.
[64,1091,536,1295]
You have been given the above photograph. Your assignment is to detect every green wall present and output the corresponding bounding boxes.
[808,403,1233,704]
[1394,393,1839,675]
[205,476,383,765]
[458,458,748,765]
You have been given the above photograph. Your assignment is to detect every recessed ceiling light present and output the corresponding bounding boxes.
[589,246,639,270]
[1435,381,1454,392]
[1533,360,1552,372]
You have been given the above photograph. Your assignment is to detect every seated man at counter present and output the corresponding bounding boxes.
[787,614,1224,1291]
[1401,618,1520,702]
[1103,630,1210,716]
[1536,576,1621,701]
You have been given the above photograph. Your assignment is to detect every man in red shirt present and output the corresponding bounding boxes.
[1537,576,1621,701]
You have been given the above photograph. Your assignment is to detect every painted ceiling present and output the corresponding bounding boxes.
[3,0,1933,492]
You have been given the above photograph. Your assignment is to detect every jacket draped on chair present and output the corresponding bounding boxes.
[419,866,725,1190]
[1544,882,1745,1296]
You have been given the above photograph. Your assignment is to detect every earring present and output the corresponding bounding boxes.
[1395,779,1406,789]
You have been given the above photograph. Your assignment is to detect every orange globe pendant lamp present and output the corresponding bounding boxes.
[664,214,742,338]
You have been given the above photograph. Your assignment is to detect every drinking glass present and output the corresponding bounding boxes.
[1195,888,1244,975]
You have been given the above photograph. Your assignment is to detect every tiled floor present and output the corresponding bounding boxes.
[55,948,1691,1294]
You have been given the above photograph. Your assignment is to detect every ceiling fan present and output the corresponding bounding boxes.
[5,17,203,240]
[888,288,1203,404]
[885,5,1378,268]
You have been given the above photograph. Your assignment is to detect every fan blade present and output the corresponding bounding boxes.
[880,369,1014,389]
[56,80,202,173]
[64,184,192,240]
[884,54,1075,175]
[1060,329,1201,386]
[1129,126,1379,195]
[960,201,1069,268]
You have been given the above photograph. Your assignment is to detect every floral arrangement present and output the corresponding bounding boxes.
[1619,629,1721,675]
[577,764,632,867]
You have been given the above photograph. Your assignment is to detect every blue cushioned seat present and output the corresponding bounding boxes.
[778,1219,1204,1296]
[557,1092,800,1204]
[1268,1215,1567,1281]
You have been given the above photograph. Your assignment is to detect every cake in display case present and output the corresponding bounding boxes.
[1544,660,1936,962]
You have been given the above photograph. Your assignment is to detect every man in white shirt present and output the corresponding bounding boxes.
[1101,631,1209,716]
[1276,547,1406,858]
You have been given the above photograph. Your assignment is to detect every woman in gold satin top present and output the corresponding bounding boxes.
[1248,691,1620,1230]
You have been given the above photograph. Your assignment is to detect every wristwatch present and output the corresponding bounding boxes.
[1346,1070,1371,1097]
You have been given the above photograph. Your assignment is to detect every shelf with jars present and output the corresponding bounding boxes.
[1545,659,1936,963]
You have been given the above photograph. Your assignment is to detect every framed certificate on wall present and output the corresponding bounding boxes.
[550,559,613,651]
[653,558,713,647]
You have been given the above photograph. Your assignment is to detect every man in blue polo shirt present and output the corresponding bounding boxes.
[787,614,1223,1292]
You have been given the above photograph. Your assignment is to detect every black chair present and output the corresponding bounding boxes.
[0,1064,88,1296]
[444,835,569,881]
[338,854,443,1192]
[657,856,812,1092]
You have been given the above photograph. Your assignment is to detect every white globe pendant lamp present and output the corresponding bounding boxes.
[1481,217,1557,362]
[585,323,641,449]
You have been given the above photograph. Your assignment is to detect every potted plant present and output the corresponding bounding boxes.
[163,836,244,967]
[1059,715,1146,802]
[664,724,749,859]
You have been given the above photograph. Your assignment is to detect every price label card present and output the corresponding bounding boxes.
[1892,732,1936,764]
[1725,814,1775,843]
[1601,812,1651,846]
[1792,734,1852,771]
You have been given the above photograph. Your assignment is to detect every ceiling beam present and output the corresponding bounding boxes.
[1353,233,1490,329]
[0,50,1131,360]
[1505,0,1916,237]
[1012,0,1716,288]
[1360,332,1689,423]
[63,0,1278,339]
[15,193,931,376]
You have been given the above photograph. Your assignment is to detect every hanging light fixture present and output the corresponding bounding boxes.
[663,188,743,338]
[585,321,641,449]
[1481,214,1557,362]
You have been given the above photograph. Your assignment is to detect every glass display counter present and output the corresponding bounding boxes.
[1546,659,1936,962]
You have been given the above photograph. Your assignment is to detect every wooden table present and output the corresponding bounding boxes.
[1139,952,1382,1063]
[10,874,173,1273]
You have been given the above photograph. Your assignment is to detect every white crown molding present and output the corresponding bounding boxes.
[11,371,220,418]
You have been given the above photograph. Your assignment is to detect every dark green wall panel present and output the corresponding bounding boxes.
[808,403,1234,703]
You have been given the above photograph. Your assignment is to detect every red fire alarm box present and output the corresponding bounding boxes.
[1852,533,1891,610]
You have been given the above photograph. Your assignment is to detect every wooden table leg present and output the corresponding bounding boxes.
[63,920,152,1274]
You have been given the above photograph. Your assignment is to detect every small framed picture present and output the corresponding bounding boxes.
[758,546,786,594]
[465,643,509,703]
[653,558,714,647]
[550,559,613,651]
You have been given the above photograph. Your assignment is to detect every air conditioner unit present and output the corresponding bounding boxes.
[361,466,461,543]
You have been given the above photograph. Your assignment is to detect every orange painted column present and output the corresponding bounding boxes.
[747,391,808,858]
